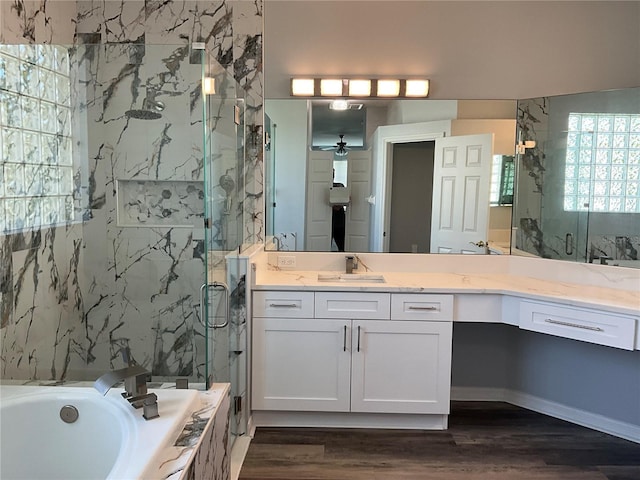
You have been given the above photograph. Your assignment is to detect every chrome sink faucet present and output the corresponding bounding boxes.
[94,365,159,420]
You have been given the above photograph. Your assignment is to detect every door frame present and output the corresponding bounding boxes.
[371,121,451,252]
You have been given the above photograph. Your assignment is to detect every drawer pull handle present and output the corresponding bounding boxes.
[409,306,438,311]
[357,326,361,352]
[268,303,298,308]
[343,325,347,352]
[544,318,604,332]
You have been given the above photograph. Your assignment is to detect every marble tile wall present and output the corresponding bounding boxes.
[1,0,263,383]
[514,97,548,257]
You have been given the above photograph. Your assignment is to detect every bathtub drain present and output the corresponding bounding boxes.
[60,405,79,424]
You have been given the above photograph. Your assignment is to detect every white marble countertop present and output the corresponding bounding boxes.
[254,268,640,316]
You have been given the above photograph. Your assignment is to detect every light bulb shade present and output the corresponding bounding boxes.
[377,80,400,97]
[291,78,315,96]
[203,77,216,95]
[320,79,344,96]
[348,79,371,96]
[405,79,429,97]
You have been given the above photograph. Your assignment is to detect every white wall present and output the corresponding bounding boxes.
[264,1,640,100]
[265,99,308,250]
[387,100,458,125]
[451,119,516,155]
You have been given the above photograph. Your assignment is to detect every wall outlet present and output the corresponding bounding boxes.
[277,255,296,268]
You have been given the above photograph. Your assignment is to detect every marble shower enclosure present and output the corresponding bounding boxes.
[514,91,640,263]
[1,0,263,383]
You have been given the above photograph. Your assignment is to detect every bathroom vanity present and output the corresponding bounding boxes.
[247,251,640,436]
[252,291,453,428]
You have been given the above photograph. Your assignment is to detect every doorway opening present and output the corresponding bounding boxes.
[388,141,435,253]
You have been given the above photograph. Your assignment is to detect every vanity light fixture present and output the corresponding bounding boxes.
[376,79,401,97]
[290,77,430,98]
[320,79,344,96]
[203,77,216,95]
[405,79,430,97]
[291,78,316,96]
[348,79,372,97]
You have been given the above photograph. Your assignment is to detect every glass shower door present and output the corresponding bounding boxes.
[201,50,247,444]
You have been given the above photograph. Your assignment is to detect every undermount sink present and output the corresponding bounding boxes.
[317,273,386,283]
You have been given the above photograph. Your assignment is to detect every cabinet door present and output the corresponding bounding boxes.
[252,317,351,412]
[351,320,453,414]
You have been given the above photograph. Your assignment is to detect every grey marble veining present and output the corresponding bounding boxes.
[0,0,77,44]
[117,180,205,227]
[514,97,548,257]
[1,0,262,386]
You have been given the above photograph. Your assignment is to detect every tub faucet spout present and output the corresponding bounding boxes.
[93,365,149,397]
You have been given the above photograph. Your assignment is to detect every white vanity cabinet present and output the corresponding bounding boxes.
[518,299,638,351]
[252,290,454,418]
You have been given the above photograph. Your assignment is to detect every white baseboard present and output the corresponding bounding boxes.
[451,386,640,444]
[253,410,448,430]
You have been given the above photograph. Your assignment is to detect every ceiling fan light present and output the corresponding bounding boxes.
[291,78,315,96]
[320,79,344,96]
[405,79,429,97]
[348,79,371,96]
[330,99,349,110]
[377,80,400,97]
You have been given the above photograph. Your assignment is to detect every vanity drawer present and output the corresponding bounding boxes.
[315,292,390,319]
[519,300,637,350]
[391,294,454,321]
[253,291,314,318]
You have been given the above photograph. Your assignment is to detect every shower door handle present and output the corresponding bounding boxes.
[565,233,574,256]
[199,282,230,329]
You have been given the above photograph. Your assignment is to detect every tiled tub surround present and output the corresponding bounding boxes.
[1,0,263,384]
[248,250,640,442]
[0,382,230,480]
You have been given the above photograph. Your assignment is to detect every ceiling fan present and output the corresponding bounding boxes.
[321,134,349,156]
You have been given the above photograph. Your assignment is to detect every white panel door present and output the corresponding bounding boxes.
[345,150,372,252]
[305,151,333,251]
[252,317,351,412]
[350,320,453,414]
[431,134,493,253]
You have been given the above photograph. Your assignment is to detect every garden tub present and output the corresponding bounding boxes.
[0,384,200,480]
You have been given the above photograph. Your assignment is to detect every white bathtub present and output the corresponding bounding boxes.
[0,385,200,480]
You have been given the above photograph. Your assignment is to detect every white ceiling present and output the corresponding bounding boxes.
[264,1,640,100]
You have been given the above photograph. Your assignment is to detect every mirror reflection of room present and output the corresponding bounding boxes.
[266,98,517,253]
[331,163,348,251]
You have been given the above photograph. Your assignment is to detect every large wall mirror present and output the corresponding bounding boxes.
[514,87,640,268]
[265,87,640,269]
[265,98,517,255]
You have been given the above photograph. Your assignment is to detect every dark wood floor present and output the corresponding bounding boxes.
[238,402,640,480]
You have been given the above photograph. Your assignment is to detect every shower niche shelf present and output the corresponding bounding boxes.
[116,179,204,228]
